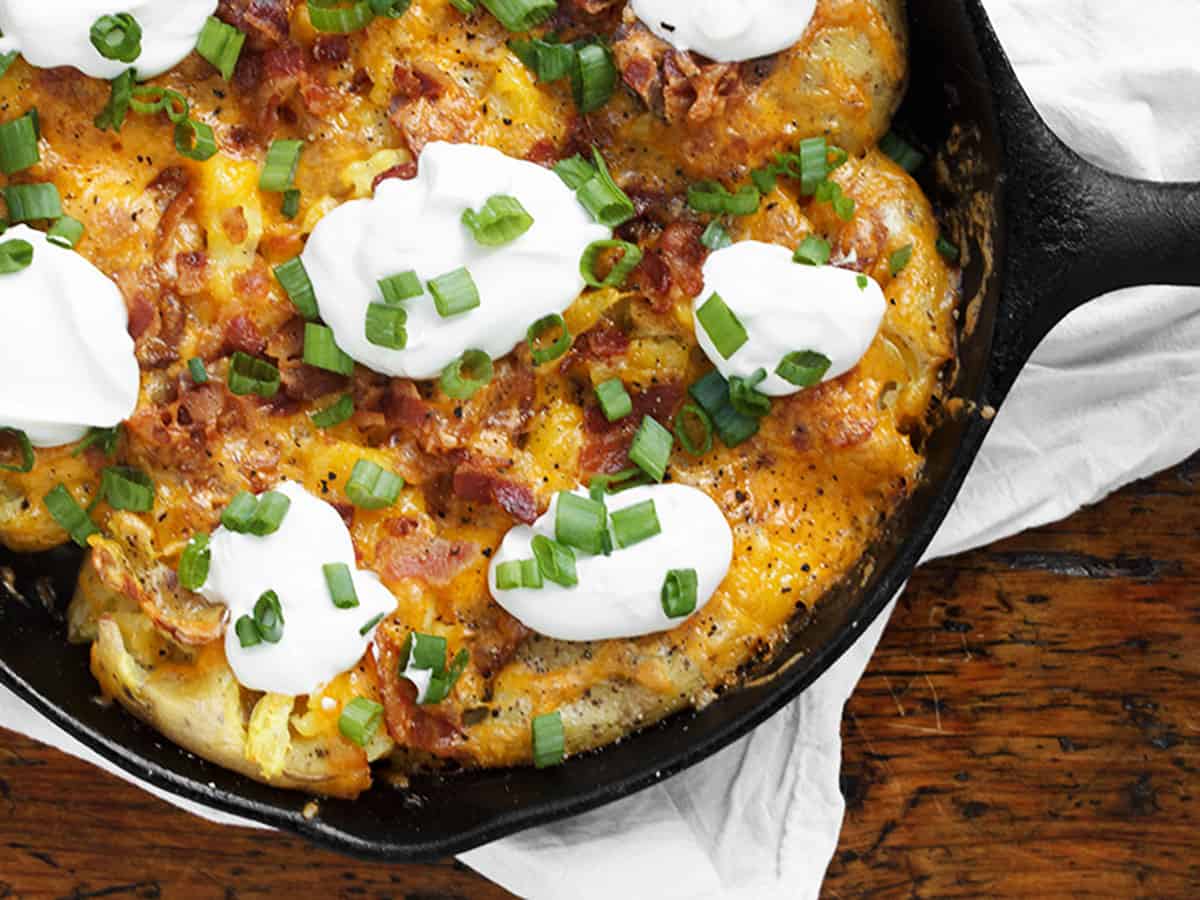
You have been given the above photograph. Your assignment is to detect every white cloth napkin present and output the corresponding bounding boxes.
[3,1,1200,896]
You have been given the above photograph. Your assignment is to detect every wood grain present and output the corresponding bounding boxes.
[1,453,1196,898]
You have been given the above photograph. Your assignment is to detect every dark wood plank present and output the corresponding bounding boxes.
[1,454,1196,897]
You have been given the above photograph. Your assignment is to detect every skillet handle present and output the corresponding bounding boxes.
[966,0,1200,403]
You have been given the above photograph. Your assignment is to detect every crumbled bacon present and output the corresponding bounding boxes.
[312,35,350,64]
[376,529,480,586]
[373,626,469,759]
[371,161,418,191]
[265,317,348,409]
[633,221,707,312]
[216,0,295,51]
[453,465,538,524]
[389,62,477,154]
[175,251,208,296]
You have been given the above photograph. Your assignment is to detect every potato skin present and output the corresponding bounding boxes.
[7,0,953,790]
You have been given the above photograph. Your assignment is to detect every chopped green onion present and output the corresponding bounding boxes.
[527,313,571,366]
[856,274,869,290]
[661,568,698,618]
[520,558,543,589]
[95,69,135,132]
[531,534,577,587]
[450,0,479,11]
[47,216,85,249]
[90,14,142,63]
[311,393,355,428]
[509,36,575,83]
[428,267,480,317]
[307,0,375,32]
[303,322,355,375]
[130,85,189,122]
[260,139,304,192]
[273,257,319,320]
[323,562,359,609]
[570,41,616,113]
[610,499,660,549]
[187,357,209,384]
[359,612,385,635]
[4,183,61,222]
[402,632,447,671]
[793,235,830,266]
[72,426,120,458]
[595,378,632,422]
[195,16,245,80]
[531,710,565,768]
[776,350,831,388]
[0,238,33,273]
[227,352,281,397]
[575,148,635,227]
[0,51,16,79]
[440,349,493,400]
[480,0,557,31]
[235,615,261,647]
[461,194,534,246]
[695,292,748,360]
[673,403,713,457]
[814,180,856,221]
[555,491,608,554]
[221,491,259,532]
[628,415,673,482]
[43,484,99,548]
[247,490,290,536]
[495,560,524,590]
[687,180,760,217]
[689,370,759,448]
[579,239,642,289]
[0,111,39,175]
[879,132,924,173]
[728,368,771,418]
[588,467,649,500]
[423,648,469,704]
[365,302,408,349]
[178,533,211,591]
[700,220,732,251]
[889,243,913,276]
[798,137,829,196]
[553,153,596,190]
[346,458,404,509]
[254,589,285,643]
[828,146,849,170]
[338,696,383,746]
[378,270,422,303]
[100,466,155,512]
[281,189,300,219]
[936,236,960,263]
[0,428,34,473]
[174,118,218,161]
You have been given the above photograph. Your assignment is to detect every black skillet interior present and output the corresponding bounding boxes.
[2,0,1199,862]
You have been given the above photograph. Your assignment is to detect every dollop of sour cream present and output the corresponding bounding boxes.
[302,141,610,381]
[0,225,140,447]
[200,481,396,697]
[693,241,887,397]
[0,0,218,81]
[489,484,733,642]
[629,0,816,63]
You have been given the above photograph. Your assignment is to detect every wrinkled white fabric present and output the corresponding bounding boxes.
[2,2,1199,897]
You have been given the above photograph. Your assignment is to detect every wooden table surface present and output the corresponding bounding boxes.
[2,452,1196,898]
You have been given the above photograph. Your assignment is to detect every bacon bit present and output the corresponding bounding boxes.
[222,314,266,357]
[371,161,418,191]
[312,35,350,64]
[453,466,539,524]
[581,382,685,473]
[393,63,444,100]
[265,317,348,409]
[832,209,889,274]
[348,67,374,96]
[373,627,469,759]
[126,383,247,472]
[376,530,480,587]
[559,321,630,374]
[389,63,477,154]
[634,221,706,312]
[385,380,433,430]
[220,207,249,245]
[175,251,208,296]
[470,606,532,678]
[525,138,560,167]
[217,0,295,51]
[126,293,156,340]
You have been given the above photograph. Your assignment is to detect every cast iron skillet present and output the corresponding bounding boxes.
[1,0,1199,861]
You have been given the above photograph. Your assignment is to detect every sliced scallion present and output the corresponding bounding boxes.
[188,357,209,384]
[346,458,404,509]
[700,220,732,251]
[303,322,355,376]
[889,243,914,276]
[47,216,85,249]
[480,0,557,31]
[595,378,632,422]
[532,710,565,768]
[527,313,571,366]
[310,393,354,428]
[260,139,304,192]
[247,490,290,536]
[0,238,33,273]
[570,41,616,113]
[728,369,771,419]
[100,465,155,512]
[365,302,408,349]
[661,568,698,618]
[579,239,642,289]
[338,696,383,746]
[461,194,533,246]
[440,349,493,400]
[531,534,577,587]
[195,16,245,80]
[674,403,713,457]
[253,589,285,643]
[4,183,61,222]
[220,491,259,532]
[0,428,34,473]
[428,267,480,317]
[178,533,211,591]
[95,69,135,132]
[44,484,99,547]
[0,111,39,175]
[227,352,281,397]
[323,562,359,609]
[695,292,748,360]
[555,491,608,555]
[776,350,831,388]
[307,0,375,33]
[174,118,218,161]
[90,13,142,63]
[273,257,319,321]
[378,270,422,303]
[793,235,831,267]
[628,415,673,482]
[879,132,924,173]
[610,499,660,549]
